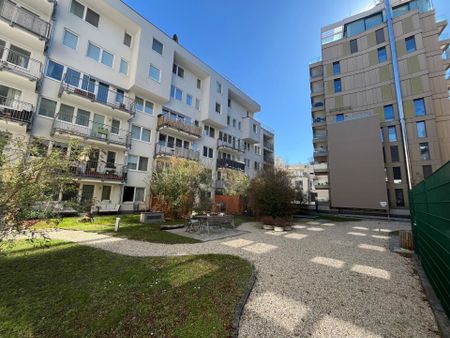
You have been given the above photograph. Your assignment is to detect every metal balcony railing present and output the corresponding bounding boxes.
[52,115,130,147]
[314,149,329,157]
[312,117,326,125]
[313,133,327,141]
[69,161,127,181]
[0,46,42,79]
[217,139,245,153]
[263,141,274,151]
[59,73,135,115]
[0,0,51,40]
[155,143,200,161]
[216,158,245,171]
[0,95,33,125]
[312,101,324,109]
[157,113,202,138]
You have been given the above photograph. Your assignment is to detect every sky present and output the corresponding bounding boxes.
[124,0,450,165]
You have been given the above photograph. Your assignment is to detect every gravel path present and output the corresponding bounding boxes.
[49,219,439,338]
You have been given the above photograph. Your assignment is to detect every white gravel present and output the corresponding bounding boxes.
[49,219,440,338]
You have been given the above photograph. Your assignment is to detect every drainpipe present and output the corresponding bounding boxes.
[384,0,413,190]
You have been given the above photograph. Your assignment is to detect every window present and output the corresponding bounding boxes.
[216,81,222,94]
[172,64,184,78]
[75,109,90,126]
[197,78,202,89]
[70,0,84,19]
[85,8,100,27]
[227,116,230,126]
[38,98,57,118]
[123,32,132,47]
[350,39,358,53]
[144,101,154,114]
[101,185,111,201]
[195,98,200,110]
[384,105,394,121]
[253,124,258,134]
[64,68,80,87]
[393,167,402,183]
[423,165,432,179]
[119,59,128,75]
[87,42,101,61]
[233,119,236,128]
[414,98,426,116]
[170,85,183,101]
[364,13,383,30]
[334,78,342,93]
[135,188,145,202]
[332,61,340,75]
[416,121,427,138]
[58,104,74,122]
[127,155,138,170]
[152,38,163,55]
[122,186,134,202]
[131,126,151,142]
[107,151,116,165]
[346,19,365,37]
[375,28,385,44]
[204,125,215,138]
[138,157,149,171]
[419,142,430,160]
[111,119,120,134]
[115,89,124,104]
[405,36,416,53]
[215,102,221,114]
[203,146,213,158]
[395,189,405,207]
[46,60,64,80]
[378,47,387,63]
[186,94,193,106]
[381,128,384,143]
[388,126,397,142]
[149,65,161,82]
[101,50,113,67]
[390,146,400,162]
[63,30,78,49]
[336,114,344,122]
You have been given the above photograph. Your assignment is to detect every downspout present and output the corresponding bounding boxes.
[384,0,413,190]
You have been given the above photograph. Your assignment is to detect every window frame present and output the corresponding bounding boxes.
[63,29,78,50]
[149,64,161,82]
[405,36,416,53]
[152,38,163,55]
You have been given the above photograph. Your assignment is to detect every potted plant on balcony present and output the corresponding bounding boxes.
[96,127,109,139]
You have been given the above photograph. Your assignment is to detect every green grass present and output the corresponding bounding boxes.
[0,240,252,337]
[34,215,200,244]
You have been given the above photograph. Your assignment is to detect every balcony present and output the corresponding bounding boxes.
[217,139,245,153]
[157,113,202,138]
[69,161,127,182]
[315,182,329,190]
[217,158,245,171]
[0,46,42,80]
[51,116,130,148]
[0,96,33,126]
[264,155,274,165]
[312,101,325,111]
[155,143,200,161]
[314,149,329,158]
[313,133,327,143]
[0,0,51,40]
[59,73,135,115]
[241,116,260,143]
[312,117,326,126]
[263,141,274,151]
[313,163,328,173]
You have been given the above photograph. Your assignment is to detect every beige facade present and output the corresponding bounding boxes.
[310,0,450,212]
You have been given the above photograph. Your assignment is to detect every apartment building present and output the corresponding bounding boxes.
[310,0,450,214]
[0,0,274,211]
[285,163,329,205]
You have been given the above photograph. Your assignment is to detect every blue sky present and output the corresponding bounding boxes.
[124,0,449,164]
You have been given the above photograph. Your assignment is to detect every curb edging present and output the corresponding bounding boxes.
[231,262,257,338]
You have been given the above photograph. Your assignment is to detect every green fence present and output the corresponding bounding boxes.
[410,161,450,318]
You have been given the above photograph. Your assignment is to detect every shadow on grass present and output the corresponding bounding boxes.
[0,240,252,337]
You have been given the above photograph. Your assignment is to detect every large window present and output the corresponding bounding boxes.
[388,126,397,142]
[38,98,57,118]
[334,78,342,93]
[405,36,416,53]
[345,12,383,38]
[152,38,163,55]
[85,8,100,27]
[419,142,430,160]
[414,98,426,116]
[87,42,113,68]
[70,0,100,27]
[75,109,90,126]
[332,61,340,75]
[378,47,387,63]
[393,167,402,183]
[390,146,399,162]
[70,0,84,18]
[384,105,394,121]
[131,125,151,142]
[58,104,74,122]
[63,29,78,49]
[46,60,64,80]
[416,121,427,138]
[170,85,183,101]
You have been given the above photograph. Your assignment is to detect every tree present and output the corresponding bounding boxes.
[0,134,86,239]
[150,158,211,218]
[247,168,296,219]
[222,169,249,197]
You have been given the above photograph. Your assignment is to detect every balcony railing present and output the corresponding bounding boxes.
[52,115,130,147]
[314,149,328,157]
[157,113,202,138]
[0,46,42,80]
[264,156,274,165]
[263,141,274,151]
[313,133,327,141]
[217,139,245,153]
[0,95,33,125]
[155,143,200,161]
[0,0,51,40]
[313,163,328,173]
[217,158,245,171]
[312,101,324,110]
[69,161,127,181]
[59,73,135,115]
[312,117,326,125]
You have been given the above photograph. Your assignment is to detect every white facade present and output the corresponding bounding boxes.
[3,0,275,211]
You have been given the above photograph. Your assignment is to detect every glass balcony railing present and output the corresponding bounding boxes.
[0,0,51,40]
[0,46,42,79]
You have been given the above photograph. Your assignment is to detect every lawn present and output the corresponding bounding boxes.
[33,214,200,244]
[0,240,253,337]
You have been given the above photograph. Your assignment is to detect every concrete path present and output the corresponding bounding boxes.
[49,220,439,338]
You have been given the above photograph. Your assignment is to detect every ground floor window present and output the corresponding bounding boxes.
[101,185,112,201]
[395,189,405,207]
[122,186,145,202]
